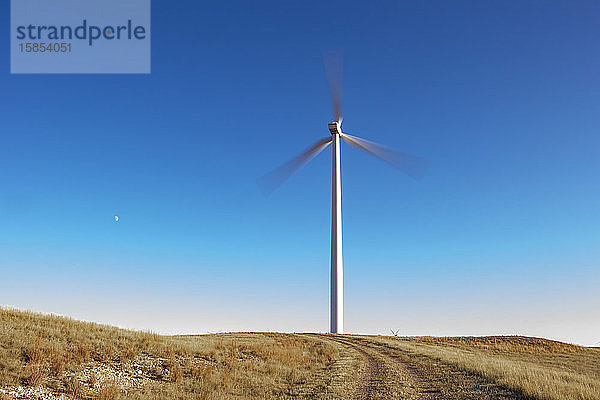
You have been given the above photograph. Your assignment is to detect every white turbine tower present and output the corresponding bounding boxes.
[259,52,428,334]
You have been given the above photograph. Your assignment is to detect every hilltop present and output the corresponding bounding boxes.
[0,307,598,400]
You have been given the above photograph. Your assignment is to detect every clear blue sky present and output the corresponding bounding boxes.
[1,1,599,345]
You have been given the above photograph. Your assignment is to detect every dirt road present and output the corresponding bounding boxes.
[310,335,531,400]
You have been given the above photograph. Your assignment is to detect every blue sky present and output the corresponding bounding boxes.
[1,1,599,345]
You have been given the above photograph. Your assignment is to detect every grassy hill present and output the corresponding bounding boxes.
[360,335,600,400]
[0,307,598,400]
[0,307,354,399]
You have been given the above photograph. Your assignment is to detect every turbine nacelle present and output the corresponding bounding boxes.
[328,121,342,136]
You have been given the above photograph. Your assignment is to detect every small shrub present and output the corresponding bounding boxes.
[97,382,120,400]
[74,345,91,363]
[25,365,46,387]
[119,345,136,363]
[221,367,232,388]
[50,353,66,376]
[164,358,183,383]
[25,337,44,364]
[66,376,84,399]
[190,364,213,384]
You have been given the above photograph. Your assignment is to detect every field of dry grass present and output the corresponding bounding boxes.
[0,307,356,399]
[362,335,600,400]
[1,307,599,400]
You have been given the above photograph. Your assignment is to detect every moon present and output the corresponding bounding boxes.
[114,215,119,223]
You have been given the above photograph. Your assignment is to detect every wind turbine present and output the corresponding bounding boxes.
[258,52,428,334]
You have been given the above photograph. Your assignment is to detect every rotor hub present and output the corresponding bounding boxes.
[328,121,341,135]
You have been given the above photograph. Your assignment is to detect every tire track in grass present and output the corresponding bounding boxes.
[350,336,532,400]
[312,334,532,400]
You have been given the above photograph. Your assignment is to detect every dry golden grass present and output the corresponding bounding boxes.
[2,307,597,400]
[366,335,600,400]
[0,307,347,399]
[403,335,587,354]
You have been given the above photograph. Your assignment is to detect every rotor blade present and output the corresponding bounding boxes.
[323,50,343,123]
[341,133,429,180]
[257,136,333,195]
